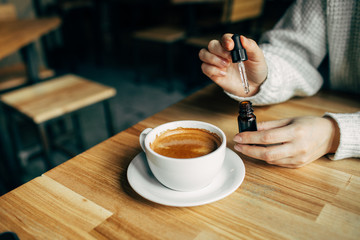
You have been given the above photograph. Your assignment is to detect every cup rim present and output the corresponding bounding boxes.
[144,120,226,161]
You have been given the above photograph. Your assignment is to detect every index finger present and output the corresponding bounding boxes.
[235,125,294,145]
[257,118,293,131]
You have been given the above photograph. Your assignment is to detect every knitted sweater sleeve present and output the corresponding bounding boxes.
[226,0,326,105]
[324,112,360,160]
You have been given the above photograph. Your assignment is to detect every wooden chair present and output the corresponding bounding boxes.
[221,0,264,24]
[0,74,116,170]
[133,25,186,91]
[0,3,16,21]
[132,2,186,91]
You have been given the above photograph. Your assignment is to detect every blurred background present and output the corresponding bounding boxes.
[0,0,293,195]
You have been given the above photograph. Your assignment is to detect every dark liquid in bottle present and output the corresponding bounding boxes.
[238,101,257,132]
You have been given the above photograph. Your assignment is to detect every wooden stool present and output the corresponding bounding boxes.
[0,74,116,170]
[133,26,185,91]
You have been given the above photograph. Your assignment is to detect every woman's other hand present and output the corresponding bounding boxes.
[233,116,340,168]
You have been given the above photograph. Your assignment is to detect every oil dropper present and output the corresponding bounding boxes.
[231,34,250,94]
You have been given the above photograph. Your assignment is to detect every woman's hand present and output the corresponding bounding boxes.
[233,116,340,168]
[198,34,268,97]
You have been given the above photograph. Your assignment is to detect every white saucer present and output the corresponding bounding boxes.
[127,148,245,207]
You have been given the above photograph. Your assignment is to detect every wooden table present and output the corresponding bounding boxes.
[0,17,61,82]
[0,84,359,239]
[0,17,61,59]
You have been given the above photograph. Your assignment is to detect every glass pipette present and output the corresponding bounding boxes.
[231,34,250,94]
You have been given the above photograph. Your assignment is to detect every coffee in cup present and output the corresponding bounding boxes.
[139,120,226,191]
[150,127,222,159]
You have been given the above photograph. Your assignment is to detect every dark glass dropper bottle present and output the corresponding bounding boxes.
[238,101,257,132]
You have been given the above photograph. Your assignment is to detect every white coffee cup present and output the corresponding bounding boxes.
[139,120,227,191]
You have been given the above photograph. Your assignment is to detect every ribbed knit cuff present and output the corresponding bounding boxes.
[224,57,282,106]
[324,112,360,160]
[224,50,322,106]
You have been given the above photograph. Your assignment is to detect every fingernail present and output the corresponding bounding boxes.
[233,135,242,143]
[221,60,228,67]
[241,35,248,44]
[219,71,227,76]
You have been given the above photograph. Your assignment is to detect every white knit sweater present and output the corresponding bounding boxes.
[227,0,360,160]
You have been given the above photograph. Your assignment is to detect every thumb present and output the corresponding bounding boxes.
[240,35,265,63]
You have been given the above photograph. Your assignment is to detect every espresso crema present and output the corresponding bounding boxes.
[150,127,222,159]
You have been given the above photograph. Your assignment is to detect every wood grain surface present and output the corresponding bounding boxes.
[0,74,116,123]
[0,17,60,59]
[0,84,359,239]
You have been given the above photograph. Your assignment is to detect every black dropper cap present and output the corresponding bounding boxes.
[231,34,248,63]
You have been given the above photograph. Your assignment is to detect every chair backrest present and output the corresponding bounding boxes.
[0,4,17,21]
[221,0,264,24]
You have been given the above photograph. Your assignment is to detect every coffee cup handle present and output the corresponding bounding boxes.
[139,128,152,152]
